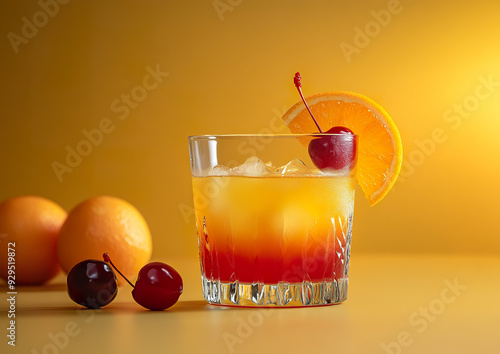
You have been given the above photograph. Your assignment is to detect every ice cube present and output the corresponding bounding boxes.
[233,156,272,176]
[211,165,230,176]
[278,159,312,176]
[265,161,277,172]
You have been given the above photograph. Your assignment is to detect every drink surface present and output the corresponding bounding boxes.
[192,172,355,284]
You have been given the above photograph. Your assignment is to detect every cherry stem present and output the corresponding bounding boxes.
[294,72,323,133]
[103,253,135,288]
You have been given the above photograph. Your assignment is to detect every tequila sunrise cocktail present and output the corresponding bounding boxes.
[189,134,357,307]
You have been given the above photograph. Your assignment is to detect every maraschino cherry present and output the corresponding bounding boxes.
[308,126,357,170]
[294,72,356,170]
[103,253,183,311]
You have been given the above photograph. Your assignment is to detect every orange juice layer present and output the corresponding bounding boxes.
[192,175,355,284]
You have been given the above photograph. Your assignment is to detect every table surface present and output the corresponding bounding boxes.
[2,254,499,354]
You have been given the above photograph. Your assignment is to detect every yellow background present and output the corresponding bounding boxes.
[1,0,500,261]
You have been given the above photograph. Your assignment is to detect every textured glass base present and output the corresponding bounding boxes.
[201,275,348,307]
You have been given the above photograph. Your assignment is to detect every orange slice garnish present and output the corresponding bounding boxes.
[282,91,403,205]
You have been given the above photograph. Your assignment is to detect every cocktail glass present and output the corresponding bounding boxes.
[188,134,357,307]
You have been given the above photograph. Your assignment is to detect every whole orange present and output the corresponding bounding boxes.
[0,196,67,285]
[57,196,152,284]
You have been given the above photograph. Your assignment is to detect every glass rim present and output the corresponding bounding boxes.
[188,133,358,140]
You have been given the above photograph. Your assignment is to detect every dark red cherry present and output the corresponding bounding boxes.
[103,253,183,311]
[132,262,183,311]
[308,126,357,171]
[67,260,118,309]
